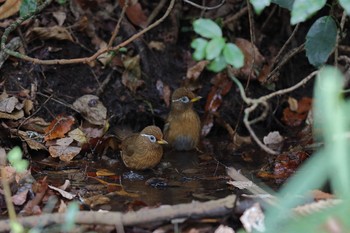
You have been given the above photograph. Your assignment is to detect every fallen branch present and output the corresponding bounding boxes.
[0,194,237,231]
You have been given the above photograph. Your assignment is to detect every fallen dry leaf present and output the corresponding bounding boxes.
[83,194,110,208]
[49,145,81,162]
[18,130,46,151]
[121,55,144,93]
[44,115,75,141]
[73,95,107,126]
[48,184,76,200]
[68,128,88,144]
[0,110,24,120]
[186,61,209,81]
[156,79,171,107]
[0,0,21,20]
[234,38,265,80]
[148,41,166,51]
[25,26,74,42]
[0,96,19,113]
[214,225,235,233]
[52,11,66,26]
[282,97,312,127]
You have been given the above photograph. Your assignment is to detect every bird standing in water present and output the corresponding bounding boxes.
[164,87,202,151]
[120,126,168,170]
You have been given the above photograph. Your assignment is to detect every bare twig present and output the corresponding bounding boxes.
[223,6,248,26]
[272,24,300,68]
[147,0,167,25]
[334,11,347,67]
[0,37,22,69]
[229,68,318,155]
[265,43,305,83]
[1,0,176,65]
[183,0,225,10]
[107,0,129,48]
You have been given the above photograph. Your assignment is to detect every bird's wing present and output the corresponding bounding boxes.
[121,135,138,157]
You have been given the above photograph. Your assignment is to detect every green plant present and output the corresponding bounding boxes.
[191,19,244,72]
[251,0,349,67]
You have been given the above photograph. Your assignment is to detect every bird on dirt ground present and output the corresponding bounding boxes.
[120,126,168,170]
[164,87,202,151]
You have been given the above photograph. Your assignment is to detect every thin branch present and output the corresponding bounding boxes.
[334,11,347,67]
[272,24,300,67]
[183,0,225,10]
[107,0,129,48]
[229,67,318,155]
[147,0,167,25]
[223,6,248,26]
[1,0,176,65]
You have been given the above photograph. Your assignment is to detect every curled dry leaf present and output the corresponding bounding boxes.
[0,110,24,120]
[214,225,235,233]
[48,184,76,200]
[44,115,75,141]
[0,0,21,20]
[18,130,46,151]
[234,38,265,80]
[73,95,107,125]
[25,26,74,42]
[148,41,166,51]
[53,11,66,26]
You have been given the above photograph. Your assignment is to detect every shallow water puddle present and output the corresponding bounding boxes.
[31,140,268,211]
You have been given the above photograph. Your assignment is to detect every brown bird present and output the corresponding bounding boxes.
[164,87,202,151]
[120,126,168,170]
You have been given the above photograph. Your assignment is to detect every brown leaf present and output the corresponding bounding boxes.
[186,61,209,81]
[12,189,29,206]
[0,96,18,113]
[25,26,74,42]
[0,0,21,20]
[44,115,75,141]
[73,95,107,125]
[48,184,76,200]
[83,194,110,208]
[48,145,81,162]
[121,55,144,92]
[156,80,171,107]
[0,110,24,120]
[282,97,312,127]
[234,38,265,80]
[52,11,66,26]
[68,128,88,144]
[119,0,148,28]
[205,73,232,113]
[18,130,46,151]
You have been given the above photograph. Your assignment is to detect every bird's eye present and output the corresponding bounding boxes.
[181,96,190,103]
[148,135,156,143]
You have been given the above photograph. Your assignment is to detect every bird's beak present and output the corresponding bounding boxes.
[157,139,168,144]
[191,96,202,102]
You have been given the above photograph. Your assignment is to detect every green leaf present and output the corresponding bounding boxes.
[339,0,350,15]
[305,16,337,67]
[19,0,37,17]
[291,0,326,24]
[223,43,244,69]
[191,38,208,61]
[10,220,25,233]
[7,147,22,164]
[207,55,227,72]
[13,160,29,173]
[205,37,225,60]
[271,0,294,10]
[193,19,222,38]
[250,0,271,14]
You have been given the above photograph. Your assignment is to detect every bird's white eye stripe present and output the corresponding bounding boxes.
[140,134,157,142]
[172,96,190,103]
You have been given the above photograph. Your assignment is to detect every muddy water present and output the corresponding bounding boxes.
[31,139,268,211]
